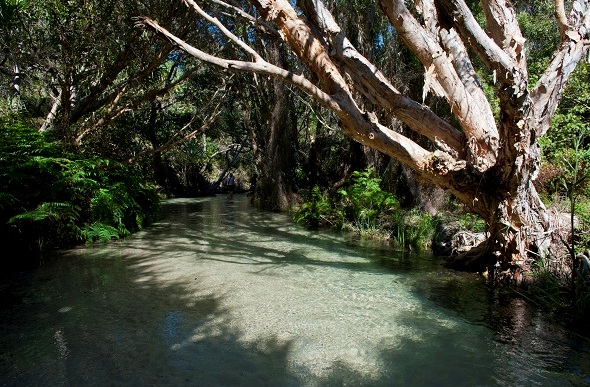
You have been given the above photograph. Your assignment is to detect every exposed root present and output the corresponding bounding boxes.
[444,240,490,273]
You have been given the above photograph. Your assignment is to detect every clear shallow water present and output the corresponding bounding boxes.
[1,195,589,386]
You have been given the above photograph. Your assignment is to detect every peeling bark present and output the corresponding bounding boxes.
[139,0,590,280]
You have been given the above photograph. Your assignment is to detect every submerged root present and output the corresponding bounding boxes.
[443,237,534,286]
[444,240,490,273]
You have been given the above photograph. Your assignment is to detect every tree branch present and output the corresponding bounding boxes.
[555,0,570,39]
[136,16,343,112]
[531,0,590,136]
[126,97,224,165]
[75,64,201,145]
[300,0,465,157]
[480,0,526,68]
[378,0,499,170]
[209,0,280,38]
[182,0,263,62]
[436,0,522,84]
[140,0,504,209]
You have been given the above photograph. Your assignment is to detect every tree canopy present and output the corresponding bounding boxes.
[1,0,589,283]
[136,0,590,281]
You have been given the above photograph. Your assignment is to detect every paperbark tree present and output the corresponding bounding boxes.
[138,0,590,282]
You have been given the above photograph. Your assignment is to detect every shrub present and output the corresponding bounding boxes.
[293,186,337,228]
[338,169,398,228]
[0,118,159,257]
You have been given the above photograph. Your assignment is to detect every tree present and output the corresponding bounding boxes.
[138,0,590,282]
[249,40,299,211]
[0,0,214,145]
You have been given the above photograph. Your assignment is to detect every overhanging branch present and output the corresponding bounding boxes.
[300,0,466,158]
[378,0,499,170]
[135,16,341,112]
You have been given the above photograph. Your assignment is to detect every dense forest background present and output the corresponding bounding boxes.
[1,0,589,308]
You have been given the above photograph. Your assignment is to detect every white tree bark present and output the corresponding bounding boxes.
[138,0,590,280]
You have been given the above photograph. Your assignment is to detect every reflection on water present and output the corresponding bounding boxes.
[1,195,589,386]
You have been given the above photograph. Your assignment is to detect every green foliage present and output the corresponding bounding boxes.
[9,201,81,223]
[457,213,487,233]
[292,186,336,228]
[81,222,125,243]
[294,169,439,250]
[541,62,590,164]
[388,210,439,250]
[338,170,398,227]
[0,118,159,255]
[552,130,590,299]
[538,61,590,255]
[525,253,568,311]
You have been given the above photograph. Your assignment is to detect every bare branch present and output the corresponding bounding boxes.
[300,0,465,157]
[378,0,499,169]
[135,16,342,111]
[436,0,522,83]
[40,90,62,132]
[289,86,340,133]
[74,64,200,144]
[531,0,590,136]
[182,0,263,61]
[439,27,488,114]
[209,0,280,37]
[139,7,448,182]
[126,100,223,165]
[480,0,526,67]
[555,0,570,39]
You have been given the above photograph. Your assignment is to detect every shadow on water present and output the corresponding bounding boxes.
[1,195,589,386]
[0,253,297,385]
[152,196,436,274]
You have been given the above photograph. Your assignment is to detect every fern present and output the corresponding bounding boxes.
[338,169,398,225]
[81,222,125,243]
[1,119,159,252]
[9,202,81,224]
[293,186,334,227]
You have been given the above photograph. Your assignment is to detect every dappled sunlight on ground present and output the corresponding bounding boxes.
[1,195,589,385]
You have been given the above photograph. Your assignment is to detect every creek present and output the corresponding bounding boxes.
[1,195,589,386]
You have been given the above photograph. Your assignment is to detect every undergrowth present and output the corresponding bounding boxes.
[0,117,159,257]
[293,169,440,250]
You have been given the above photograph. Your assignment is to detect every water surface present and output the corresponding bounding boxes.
[1,196,589,386]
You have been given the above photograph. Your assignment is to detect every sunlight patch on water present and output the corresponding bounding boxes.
[2,196,589,386]
[100,198,477,382]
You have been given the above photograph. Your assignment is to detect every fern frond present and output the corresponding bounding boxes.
[9,202,81,224]
[81,222,123,243]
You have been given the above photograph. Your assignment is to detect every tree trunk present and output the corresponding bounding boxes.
[448,115,551,282]
[139,0,590,281]
[145,102,169,193]
[11,60,20,108]
[487,189,550,284]
[258,43,297,211]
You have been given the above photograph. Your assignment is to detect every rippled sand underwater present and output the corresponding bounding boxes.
[1,196,589,386]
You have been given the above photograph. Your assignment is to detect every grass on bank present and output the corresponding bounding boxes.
[293,168,590,318]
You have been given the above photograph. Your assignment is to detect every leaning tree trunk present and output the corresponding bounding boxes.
[138,0,590,282]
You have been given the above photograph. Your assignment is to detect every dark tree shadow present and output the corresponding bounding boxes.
[1,196,589,386]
